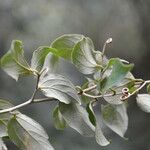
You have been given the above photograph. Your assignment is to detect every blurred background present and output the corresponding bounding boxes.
[0,0,150,149]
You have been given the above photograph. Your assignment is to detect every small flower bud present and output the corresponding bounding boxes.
[106,38,112,44]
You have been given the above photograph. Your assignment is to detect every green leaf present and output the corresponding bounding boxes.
[86,103,96,126]
[31,46,58,72]
[51,34,84,60]
[103,72,134,105]
[86,102,110,146]
[101,104,128,137]
[80,95,91,105]
[1,40,32,81]
[147,84,150,94]
[0,138,7,150]
[0,120,7,137]
[102,58,134,92]
[103,89,124,105]
[59,102,95,137]
[72,37,99,74]
[38,73,81,104]
[7,113,54,150]
[95,121,110,146]
[136,94,150,113]
[40,53,58,74]
[0,99,14,121]
[0,99,13,110]
[53,106,66,130]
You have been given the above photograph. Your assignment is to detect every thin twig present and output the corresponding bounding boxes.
[122,80,150,100]
[1,74,149,114]
[34,98,57,103]
[0,99,32,114]
[82,91,122,99]
[102,38,112,57]
[82,85,97,93]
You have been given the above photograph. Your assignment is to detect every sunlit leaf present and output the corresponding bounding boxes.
[136,94,150,113]
[72,37,100,74]
[101,104,128,137]
[59,102,95,137]
[8,113,54,150]
[53,106,66,130]
[38,73,81,104]
[51,34,84,60]
[40,53,58,74]
[31,46,58,72]
[1,40,32,81]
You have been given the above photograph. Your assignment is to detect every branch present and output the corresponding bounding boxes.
[82,84,97,93]
[122,80,150,100]
[82,91,122,99]
[33,98,57,103]
[0,99,31,114]
[1,73,149,114]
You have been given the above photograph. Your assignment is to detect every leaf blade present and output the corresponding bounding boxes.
[59,102,95,137]
[31,46,58,72]
[86,102,110,146]
[0,138,7,150]
[38,73,81,104]
[72,37,99,74]
[101,104,128,137]
[7,113,54,150]
[51,34,84,60]
[1,40,31,81]
[102,58,134,92]
[53,106,67,130]
[136,94,150,113]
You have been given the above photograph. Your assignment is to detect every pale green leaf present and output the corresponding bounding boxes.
[0,99,14,121]
[95,121,110,146]
[136,94,150,113]
[51,34,84,60]
[0,120,7,137]
[59,102,95,137]
[40,53,58,74]
[31,47,58,72]
[0,138,7,150]
[7,113,54,150]
[102,58,134,92]
[0,99,13,110]
[147,84,150,94]
[53,106,66,130]
[1,40,32,81]
[103,88,124,105]
[72,37,99,74]
[101,104,128,137]
[0,99,17,139]
[38,73,81,104]
[86,102,110,146]
[103,72,134,105]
